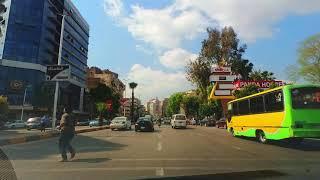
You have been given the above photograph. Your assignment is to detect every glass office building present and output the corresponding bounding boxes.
[0,0,89,114]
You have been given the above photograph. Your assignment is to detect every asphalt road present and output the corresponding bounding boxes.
[1,125,320,180]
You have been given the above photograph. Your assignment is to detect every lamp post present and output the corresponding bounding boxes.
[129,82,137,122]
[20,84,32,121]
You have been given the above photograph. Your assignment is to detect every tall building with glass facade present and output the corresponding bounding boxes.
[0,0,89,115]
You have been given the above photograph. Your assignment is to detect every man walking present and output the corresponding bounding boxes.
[58,107,76,162]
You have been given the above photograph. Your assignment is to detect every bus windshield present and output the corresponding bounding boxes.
[291,87,320,109]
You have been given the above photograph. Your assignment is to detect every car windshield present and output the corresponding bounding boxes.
[291,87,320,109]
[175,115,186,120]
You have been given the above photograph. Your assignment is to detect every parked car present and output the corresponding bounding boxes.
[171,114,187,129]
[4,120,26,129]
[110,117,131,131]
[26,117,41,130]
[216,118,227,129]
[89,119,110,127]
[135,118,154,132]
[200,118,216,127]
[77,119,90,126]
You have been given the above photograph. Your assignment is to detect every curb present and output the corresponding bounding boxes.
[0,126,109,146]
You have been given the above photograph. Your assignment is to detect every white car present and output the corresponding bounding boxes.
[5,120,26,129]
[171,114,187,129]
[110,117,131,130]
[191,119,197,125]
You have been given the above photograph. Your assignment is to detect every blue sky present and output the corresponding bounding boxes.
[73,0,320,102]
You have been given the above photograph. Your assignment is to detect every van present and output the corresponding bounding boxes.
[171,114,187,129]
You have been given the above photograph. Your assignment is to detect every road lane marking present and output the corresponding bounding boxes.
[232,146,241,150]
[157,142,162,151]
[155,168,164,176]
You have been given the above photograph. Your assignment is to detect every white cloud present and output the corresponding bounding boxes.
[135,44,152,55]
[127,64,192,103]
[159,48,197,69]
[174,0,320,42]
[103,0,124,17]
[105,0,320,45]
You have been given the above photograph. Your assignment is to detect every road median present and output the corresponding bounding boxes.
[0,126,109,146]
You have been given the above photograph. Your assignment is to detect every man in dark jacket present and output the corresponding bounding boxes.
[59,107,76,162]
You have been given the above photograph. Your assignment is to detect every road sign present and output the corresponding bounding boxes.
[46,65,70,81]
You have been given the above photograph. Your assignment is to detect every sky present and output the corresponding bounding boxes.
[72,0,320,103]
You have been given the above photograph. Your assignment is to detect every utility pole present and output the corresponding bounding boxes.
[52,14,66,129]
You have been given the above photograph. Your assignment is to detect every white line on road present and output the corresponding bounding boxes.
[155,168,164,176]
[232,146,241,150]
[157,142,162,151]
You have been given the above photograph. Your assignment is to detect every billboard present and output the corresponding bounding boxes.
[46,65,70,81]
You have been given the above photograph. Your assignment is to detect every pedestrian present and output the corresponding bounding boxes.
[58,107,76,162]
[158,119,161,128]
[40,116,46,132]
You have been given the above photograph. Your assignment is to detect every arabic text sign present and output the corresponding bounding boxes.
[46,65,70,81]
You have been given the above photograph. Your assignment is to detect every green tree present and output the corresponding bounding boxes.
[249,69,276,81]
[287,33,320,83]
[198,100,222,119]
[231,59,254,80]
[186,57,211,101]
[0,96,9,125]
[166,93,184,116]
[96,102,106,126]
[89,83,121,118]
[181,95,200,118]
[200,27,246,65]
[233,84,260,98]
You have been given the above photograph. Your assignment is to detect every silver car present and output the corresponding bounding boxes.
[110,117,131,130]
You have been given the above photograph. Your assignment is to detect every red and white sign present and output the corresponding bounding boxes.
[211,66,231,73]
[233,80,286,90]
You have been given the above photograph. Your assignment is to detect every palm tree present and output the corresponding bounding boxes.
[129,82,138,122]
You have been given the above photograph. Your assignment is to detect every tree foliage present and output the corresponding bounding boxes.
[166,93,184,116]
[198,100,222,119]
[186,58,211,101]
[249,69,276,81]
[200,27,246,65]
[90,83,120,118]
[233,84,260,98]
[287,33,320,83]
[0,96,9,124]
[232,59,254,80]
[181,95,200,118]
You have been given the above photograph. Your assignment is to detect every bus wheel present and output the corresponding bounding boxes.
[257,130,268,144]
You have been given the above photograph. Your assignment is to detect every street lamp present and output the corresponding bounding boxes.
[20,84,32,121]
[129,82,137,122]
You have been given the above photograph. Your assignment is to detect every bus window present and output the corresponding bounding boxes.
[238,100,250,115]
[250,96,264,114]
[232,102,239,116]
[291,87,320,109]
[265,90,284,112]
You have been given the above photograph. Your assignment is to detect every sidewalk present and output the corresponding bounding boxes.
[0,126,109,146]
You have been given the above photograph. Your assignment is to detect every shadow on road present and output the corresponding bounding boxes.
[3,134,127,160]
[70,157,111,163]
[142,170,287,180]
[237,136,320,151]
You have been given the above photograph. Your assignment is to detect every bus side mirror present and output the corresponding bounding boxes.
[227,112,232,122]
